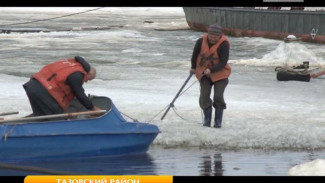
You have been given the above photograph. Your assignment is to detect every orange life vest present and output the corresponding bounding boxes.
[195,33,231,82]
[32,58,87,111]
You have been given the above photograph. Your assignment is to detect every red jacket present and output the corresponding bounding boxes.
[195,33,231,82]
[33,58,87,111]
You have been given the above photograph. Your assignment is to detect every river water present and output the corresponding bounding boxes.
[0,7,325,176]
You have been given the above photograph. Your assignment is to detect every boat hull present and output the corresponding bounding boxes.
[183,7,325,44]
[0,96,160,162]
[0,133,158,162]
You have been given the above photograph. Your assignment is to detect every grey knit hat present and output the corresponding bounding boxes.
[208,24,222,35]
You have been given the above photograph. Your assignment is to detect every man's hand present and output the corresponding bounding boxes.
[92,106,102,111]
[88,106,104,117]
[203,69,211,77]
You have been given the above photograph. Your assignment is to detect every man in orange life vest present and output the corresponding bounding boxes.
[190,24,231,128]
[23,56,102,116]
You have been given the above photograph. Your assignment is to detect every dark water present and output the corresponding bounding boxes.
[1,145,325,176]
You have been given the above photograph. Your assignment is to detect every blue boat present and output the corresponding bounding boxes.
[0,96,160,162]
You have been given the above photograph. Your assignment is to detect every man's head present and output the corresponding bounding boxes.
[207,24,223,45]
[85,66,96,82]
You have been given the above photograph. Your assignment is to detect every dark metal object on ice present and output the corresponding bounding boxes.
[276,70,311,82]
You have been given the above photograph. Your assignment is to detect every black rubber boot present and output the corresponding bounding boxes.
[213,108,224,128]
[203,107,212,127]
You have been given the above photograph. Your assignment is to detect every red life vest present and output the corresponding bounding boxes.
[195,33,231,82]
[32,58,87,111]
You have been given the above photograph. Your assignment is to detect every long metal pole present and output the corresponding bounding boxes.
[0,110,107,124]
[161,73,194,120]
[0,111,19,116]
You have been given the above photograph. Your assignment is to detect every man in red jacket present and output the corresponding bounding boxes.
[23,56,101,116]
[190,24,231,128]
